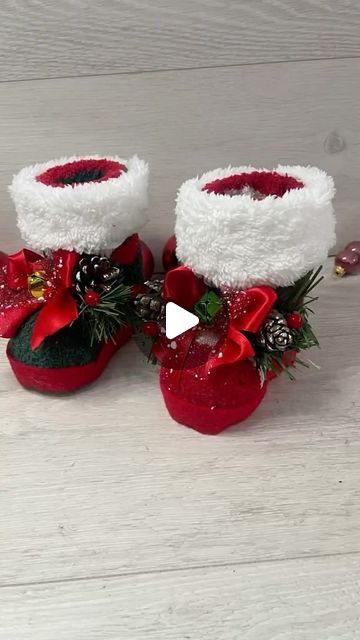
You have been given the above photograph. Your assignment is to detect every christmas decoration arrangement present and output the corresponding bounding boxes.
[334,241,360,277]
[0,154,152,392]
[137,165,336,435]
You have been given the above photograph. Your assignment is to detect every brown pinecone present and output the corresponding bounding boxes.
[258,310,293,352]
[134,280,165,321]
[74,254,120,294]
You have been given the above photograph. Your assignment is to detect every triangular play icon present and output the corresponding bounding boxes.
[165,302,199,340]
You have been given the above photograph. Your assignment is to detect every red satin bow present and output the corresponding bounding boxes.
[0,235,140,350]
[157,266,277,374]
[163,265,207,309]
[207,286,277,370]
[0,249,47,339]
[0,247,80,349]
[7,248,45,289]
[30,249,80,350]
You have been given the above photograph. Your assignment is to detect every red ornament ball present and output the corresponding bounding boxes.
[140,241,155,281]
[143,321,159,337]
[162,235,179,272]
[286,311,303,330]
[84,289,101,307]
[345,240,360,255]
[335,249,360,276]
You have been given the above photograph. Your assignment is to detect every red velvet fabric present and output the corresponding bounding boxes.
[203,170,303,197]
[160,359,267,435]
[7,325,132,393]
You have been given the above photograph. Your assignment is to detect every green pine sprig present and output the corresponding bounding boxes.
[78,280,132,346]
[253,267,323,382]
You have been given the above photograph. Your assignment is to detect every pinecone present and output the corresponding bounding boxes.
[258,310,293,352]
[74,254,121,294]
[134,280,165,321]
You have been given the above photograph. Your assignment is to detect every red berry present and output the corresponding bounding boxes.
[143,321,158,337]
[84,289,101,307]
[287,311,303,330]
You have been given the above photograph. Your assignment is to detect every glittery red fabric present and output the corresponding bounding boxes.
[7,325,132,393]
[203,170,303,197]
[36,158,126,188]
[160,360,267,435]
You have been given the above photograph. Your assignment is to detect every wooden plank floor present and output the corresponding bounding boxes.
[1,259,360,638]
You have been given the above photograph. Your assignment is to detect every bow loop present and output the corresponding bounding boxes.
[207,285,277,371]
[7,248,43,289]
[163,266,207,310]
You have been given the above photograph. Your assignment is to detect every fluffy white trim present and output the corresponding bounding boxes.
[175,165,336,289]
[9,155,149,254]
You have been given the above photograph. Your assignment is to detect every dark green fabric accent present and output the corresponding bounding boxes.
[8,241,143,369]
[8,312,100,369]
[62,168,103,185]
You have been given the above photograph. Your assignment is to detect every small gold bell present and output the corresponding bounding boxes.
[334,265,346,278]
[28,271,46,298]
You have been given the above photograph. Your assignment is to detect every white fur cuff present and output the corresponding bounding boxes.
[9,155,149,254]
[175,165,336,289]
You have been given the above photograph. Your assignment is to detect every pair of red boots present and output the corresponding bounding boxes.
[0,157,336,434]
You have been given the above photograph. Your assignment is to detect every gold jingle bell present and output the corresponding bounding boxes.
[28,271,47,299]
[334,265,346,277]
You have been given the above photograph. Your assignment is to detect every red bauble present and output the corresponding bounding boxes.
[335,250,360,276]
[0,251,8,267]
[334,241,360,276]
[143,321,159,337]
[84,289,101,307]
[140,241,155,281]
[286,311,303,329]
[345,241,360,255]
[162,235,178,272]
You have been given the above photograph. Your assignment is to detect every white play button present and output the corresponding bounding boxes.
[165,302,199,340]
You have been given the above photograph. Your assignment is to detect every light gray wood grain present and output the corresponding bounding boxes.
[1,0,360,82]
[0,59,359,258]
[1,260,360,587]
[1,555,360,639]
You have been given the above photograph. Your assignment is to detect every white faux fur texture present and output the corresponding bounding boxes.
[175,165,336,289]
[9,155,149,254]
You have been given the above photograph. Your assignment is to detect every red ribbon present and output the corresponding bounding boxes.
[207,286,277,370]
[0,249,47,339]
[111,233,140,265]
[163,265,207,309]
[155,266,277,374]
[7,248,44,289]
[0,235,140,350]
[30,249,80,350]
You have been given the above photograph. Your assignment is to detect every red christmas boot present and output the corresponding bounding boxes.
[142,165,335,434]
[1,154,152,393]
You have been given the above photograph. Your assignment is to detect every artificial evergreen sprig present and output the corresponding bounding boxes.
[253,267,323,383]
[78,279,132,346]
